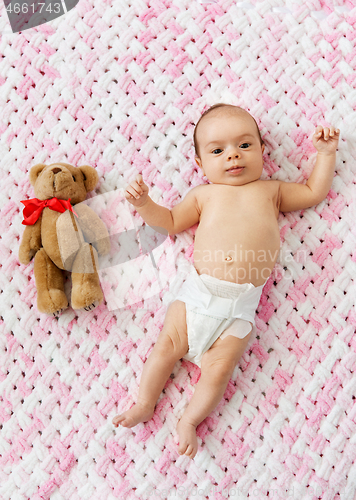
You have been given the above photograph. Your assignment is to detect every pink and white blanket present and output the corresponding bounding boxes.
[0,0,355,498]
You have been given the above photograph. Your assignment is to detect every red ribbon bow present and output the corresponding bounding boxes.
[21,197,77,225]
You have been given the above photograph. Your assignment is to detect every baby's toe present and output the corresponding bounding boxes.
[112,415,121,427]
[112,414,128,427]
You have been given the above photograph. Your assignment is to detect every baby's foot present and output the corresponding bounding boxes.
[112,402,154,428]
[176,418,198,459]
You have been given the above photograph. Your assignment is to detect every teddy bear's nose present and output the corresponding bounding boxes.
[52,168,61,174]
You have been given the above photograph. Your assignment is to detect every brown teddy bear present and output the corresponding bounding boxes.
[19,162,110,315]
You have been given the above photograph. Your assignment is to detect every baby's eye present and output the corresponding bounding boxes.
[212,148,223,154]
[240,143,250,149]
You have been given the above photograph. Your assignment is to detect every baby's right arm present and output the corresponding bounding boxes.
[125,174,201,235]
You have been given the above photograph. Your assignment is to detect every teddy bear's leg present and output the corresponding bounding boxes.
[34,248,69,315]
[71,243,103,311]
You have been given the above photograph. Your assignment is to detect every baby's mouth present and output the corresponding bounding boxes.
[227,166,244,173]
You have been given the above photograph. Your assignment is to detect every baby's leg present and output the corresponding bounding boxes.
[113,300,188,428]
[177,332,251,459]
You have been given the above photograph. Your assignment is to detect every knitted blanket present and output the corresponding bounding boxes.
[1,0,355,498]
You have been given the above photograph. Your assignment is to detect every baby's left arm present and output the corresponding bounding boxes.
[278,126,340,212]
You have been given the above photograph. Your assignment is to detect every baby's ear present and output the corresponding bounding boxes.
[195,157,206,177]
[195,156,203,169]
[261,144,265,154]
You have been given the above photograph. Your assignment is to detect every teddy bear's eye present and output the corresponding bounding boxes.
[72,175,76,182]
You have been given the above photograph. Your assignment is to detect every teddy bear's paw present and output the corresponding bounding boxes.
[38,289,68,315]
[52,307,66,317]
[83,300,100,312]
[71,279,103,311]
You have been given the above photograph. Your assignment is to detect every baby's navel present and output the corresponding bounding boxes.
[224,255,233,262]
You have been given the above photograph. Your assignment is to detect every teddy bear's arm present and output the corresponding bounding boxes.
[19,218,42,264]
[74,204,110,255]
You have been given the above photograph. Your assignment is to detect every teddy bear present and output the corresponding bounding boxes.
[19,162,110,315]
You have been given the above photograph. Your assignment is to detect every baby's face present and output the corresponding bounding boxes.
[195,110,265,186]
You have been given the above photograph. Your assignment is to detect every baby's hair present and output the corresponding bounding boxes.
[193,103,264,158]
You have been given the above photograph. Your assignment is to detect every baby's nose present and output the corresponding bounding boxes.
[227,148,240,160]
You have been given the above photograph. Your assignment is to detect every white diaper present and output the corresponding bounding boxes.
[176,267,266,367]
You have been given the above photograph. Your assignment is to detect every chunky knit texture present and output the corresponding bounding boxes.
[1,0,355,498]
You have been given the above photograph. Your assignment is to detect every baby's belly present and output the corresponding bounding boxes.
[193,224,280,286]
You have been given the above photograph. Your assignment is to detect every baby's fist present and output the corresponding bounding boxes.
[313,125,340,154]
[125,174,149,207]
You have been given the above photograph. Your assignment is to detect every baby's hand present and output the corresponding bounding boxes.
[125,174,149,207]
[312,125,340,154]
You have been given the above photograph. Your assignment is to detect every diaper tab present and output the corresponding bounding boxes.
[176,272,212,310]
[230,286,265,323]
[202,294,234,318]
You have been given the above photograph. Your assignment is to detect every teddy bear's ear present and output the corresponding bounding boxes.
[29,164,46,185]
[79,165,99,192]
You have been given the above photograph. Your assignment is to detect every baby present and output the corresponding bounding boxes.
[113,104,340,459]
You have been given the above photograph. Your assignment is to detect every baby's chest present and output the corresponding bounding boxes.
[202,192,277,225]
